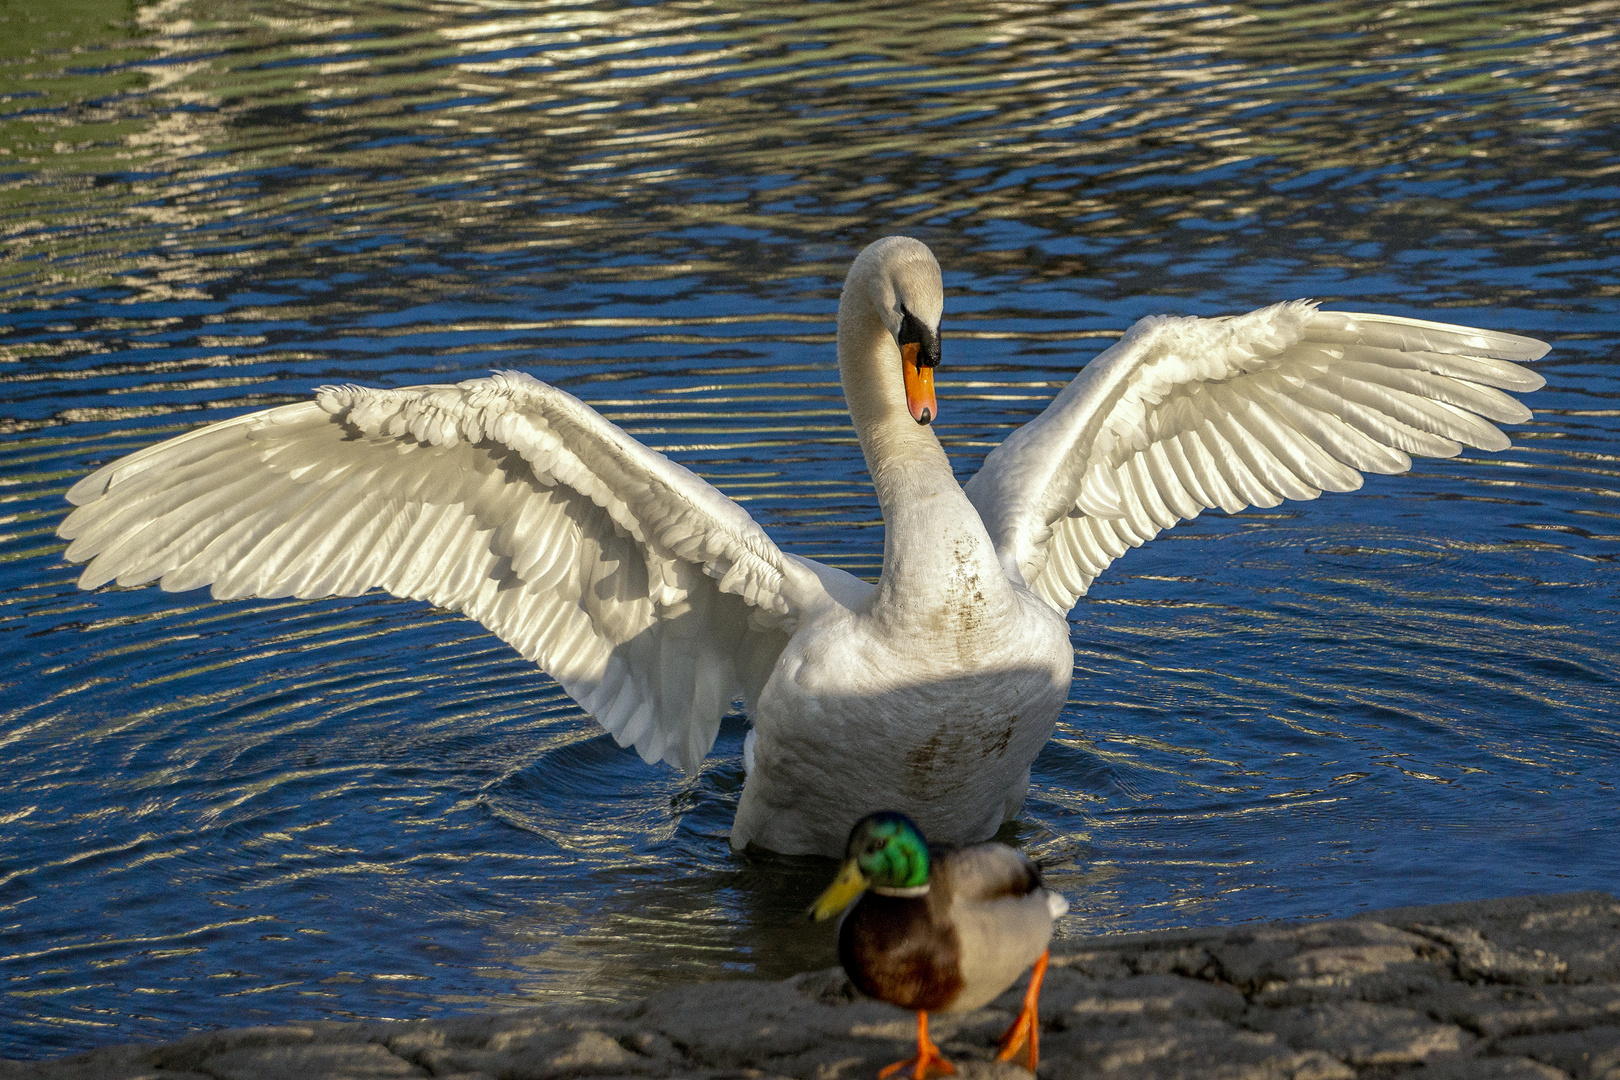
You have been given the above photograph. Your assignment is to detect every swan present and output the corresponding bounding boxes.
[56,236,1549,856]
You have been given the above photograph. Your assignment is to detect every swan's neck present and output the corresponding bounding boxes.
[838,293,1016,637]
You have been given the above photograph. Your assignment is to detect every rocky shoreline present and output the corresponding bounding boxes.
[6,891,1618,1079]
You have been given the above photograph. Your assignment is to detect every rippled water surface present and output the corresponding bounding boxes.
[2,0,1617,1059]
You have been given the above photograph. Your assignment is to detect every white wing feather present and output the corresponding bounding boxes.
[965,302,1548,614]
[59,371,860,774]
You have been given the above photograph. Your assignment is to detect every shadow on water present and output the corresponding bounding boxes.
[0,0,1616,1060]
[434,717,851,999]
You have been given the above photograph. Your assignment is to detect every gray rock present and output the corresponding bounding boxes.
[386,1013,667,1079]
[1430,982,1620,1039]
[1499,1025,1620,1079]
[636,978,901,1068]
[1367,892,1620,983]
[1039,1019,1354,1079]
[196,1043,422,1080]
[1208,919,1443,1005]
[6,891,1618,1080]
[1243,1000,1477,1065]
[1419,923,1573,984]
[1419,1056,1573,1080]
[1038,971,1246,1024]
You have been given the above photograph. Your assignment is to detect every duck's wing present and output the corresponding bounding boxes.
[59,371,868,774]
[964,302,1549,615]
[936,842,1045,903]
[934,843,1063,1010]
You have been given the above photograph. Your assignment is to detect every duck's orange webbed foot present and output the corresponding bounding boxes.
[995,948,1049,1073]
[878,1010,955,1080]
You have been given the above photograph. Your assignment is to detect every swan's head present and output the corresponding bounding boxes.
[845,236,944,425]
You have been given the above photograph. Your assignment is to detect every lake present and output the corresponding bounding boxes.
[0,0,1616,1060]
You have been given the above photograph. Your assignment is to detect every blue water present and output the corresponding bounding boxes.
[1,0,1617,1060]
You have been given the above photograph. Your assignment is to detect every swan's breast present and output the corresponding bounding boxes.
[736,590,1072,853]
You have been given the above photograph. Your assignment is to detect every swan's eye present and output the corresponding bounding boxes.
[897,310,941,368]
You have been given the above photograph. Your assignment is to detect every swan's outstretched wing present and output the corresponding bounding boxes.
[964,302,1548,615]
[59,371,866,773]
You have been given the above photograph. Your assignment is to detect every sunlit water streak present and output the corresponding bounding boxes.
[1,0,1617,1059]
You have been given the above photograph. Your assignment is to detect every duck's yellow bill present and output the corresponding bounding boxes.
[901,342,936,425]
[810,859,869,921]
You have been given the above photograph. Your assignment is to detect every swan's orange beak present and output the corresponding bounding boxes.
[902,342,936,425]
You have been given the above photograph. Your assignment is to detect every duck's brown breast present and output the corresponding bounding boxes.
[838,893,963,1012]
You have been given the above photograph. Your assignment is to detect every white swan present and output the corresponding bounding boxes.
[57,237,1548,856]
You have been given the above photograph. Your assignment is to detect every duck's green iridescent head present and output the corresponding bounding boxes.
[848,811,930,888]
[810,811,930,921]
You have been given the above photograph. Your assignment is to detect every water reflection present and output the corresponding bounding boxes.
[0,0,1616,1061]
[8,0,1619,318]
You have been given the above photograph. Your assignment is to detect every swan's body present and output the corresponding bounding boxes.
[57,237,1549,856]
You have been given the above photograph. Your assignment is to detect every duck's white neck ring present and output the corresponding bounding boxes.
[871,884,930,898]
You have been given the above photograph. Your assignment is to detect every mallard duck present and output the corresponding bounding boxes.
[57,237,1548,856]
[811,811,1068,1078]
